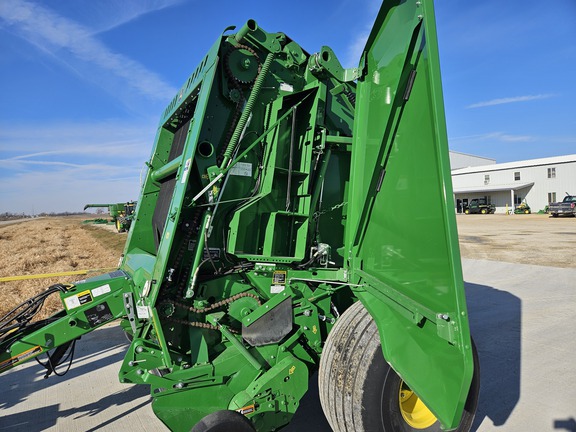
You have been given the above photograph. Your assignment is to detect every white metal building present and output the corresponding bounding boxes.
[449,151,495,170]
[451,154,576,214]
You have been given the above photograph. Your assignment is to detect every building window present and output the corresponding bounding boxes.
[548,192,556,203]
[484,174,490,185]
[547,167,556,178]
[514,194,522,205]
[514,171,521,181]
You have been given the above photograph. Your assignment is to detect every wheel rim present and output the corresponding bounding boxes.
[398,381,437,429]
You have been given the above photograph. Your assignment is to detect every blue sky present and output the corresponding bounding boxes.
[1,0,575,214]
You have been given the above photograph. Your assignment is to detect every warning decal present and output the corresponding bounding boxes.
[64,289,94,310]
[272,271,286,285]
[85,302,113,328]
[0,345,43,373]
[236,404,255,415]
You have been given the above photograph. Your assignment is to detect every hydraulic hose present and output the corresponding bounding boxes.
[220,52,275,169]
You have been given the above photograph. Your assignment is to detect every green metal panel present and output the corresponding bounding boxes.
[346,1,473,429]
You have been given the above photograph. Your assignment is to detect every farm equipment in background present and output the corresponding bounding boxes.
[514,201,531,214]
[84,201,137,232]
[0,2,480,431]
[463,198,496,214]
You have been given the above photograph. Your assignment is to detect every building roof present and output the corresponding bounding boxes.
[449,150,496,162]
[451,154,576,175]
[453,182,534,194]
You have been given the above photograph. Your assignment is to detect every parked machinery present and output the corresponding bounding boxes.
[463,198,496,214]
[514,201,531,214]
[0,1,479,431]
[84,201,137,232]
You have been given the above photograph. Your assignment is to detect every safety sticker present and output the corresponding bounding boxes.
[85,302,113,328]
[272,271,286,285]
[64,289,93,310]
[236,404,255,416]
[279,82,294,92]
[271,285,285,294]
[0,345,43,373]
[230,162,252,177]
[181,157,192,184]
[136,305,150,319]
[91,284,111,298]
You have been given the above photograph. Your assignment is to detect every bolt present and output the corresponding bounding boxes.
[136,369,144,375]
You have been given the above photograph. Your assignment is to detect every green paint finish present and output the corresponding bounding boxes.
[346,1,473,429]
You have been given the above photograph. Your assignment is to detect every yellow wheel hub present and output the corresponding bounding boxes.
[398,381,437,429]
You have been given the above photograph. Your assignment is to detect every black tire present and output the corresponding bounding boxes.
[191,410,255,432]
[318,301,480,432]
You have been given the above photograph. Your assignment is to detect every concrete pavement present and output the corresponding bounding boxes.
[1,259,574,431]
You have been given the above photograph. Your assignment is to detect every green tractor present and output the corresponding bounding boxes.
[84,201,137,232]
[1,2,479,431]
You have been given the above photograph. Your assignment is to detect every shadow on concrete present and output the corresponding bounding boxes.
[284,372,331,431]
[465,282,522,431]
[555,418,576,432]
[0,326,128,410]
[0,386,151,432]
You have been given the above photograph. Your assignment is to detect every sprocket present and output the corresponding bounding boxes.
[225,45,260,85]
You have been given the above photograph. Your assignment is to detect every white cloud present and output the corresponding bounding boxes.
[0,121,154,213]
[342,0,381,68]
[345,29,371,69]
[450,132,537,143]
[0,0,177,102]
[82,0,184,35]
[466,94,556,109]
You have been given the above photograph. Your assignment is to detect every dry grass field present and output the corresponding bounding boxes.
[0,215,125,321]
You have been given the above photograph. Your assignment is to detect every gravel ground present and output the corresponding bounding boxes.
[456,213,575,268]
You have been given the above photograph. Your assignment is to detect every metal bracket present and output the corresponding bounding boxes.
[436,313,458,345]
[123,293,137,335]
